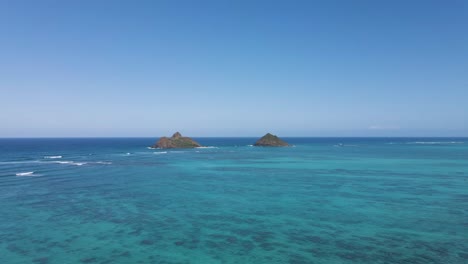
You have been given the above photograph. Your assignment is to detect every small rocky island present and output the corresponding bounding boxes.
[254,133,289,147]
[152,132,202,149]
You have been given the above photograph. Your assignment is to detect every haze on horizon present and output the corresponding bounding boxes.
[1,0,467,137]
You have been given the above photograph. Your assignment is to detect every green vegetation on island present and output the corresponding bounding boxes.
[254,133,289,147]
[152,132,201,149]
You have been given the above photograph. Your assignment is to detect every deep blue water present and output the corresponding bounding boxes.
[0,137,467,264]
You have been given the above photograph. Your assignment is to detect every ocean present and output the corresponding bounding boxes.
[0,137,467,264]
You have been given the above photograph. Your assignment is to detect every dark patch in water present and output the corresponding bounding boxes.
[140,239,154,245]
[205,240,223,250]
[259,242,276,251]
[240,240,255,253]
[232,228,251,236]
[337,252,370,261]
[287,231,328,245]
[7,243,29,255]
[288,253,311,264]
[308,248,329,257]
[335,240,358,250]
[227,236,238,243]
[252,231,274,243]
[80,257,97,263]
[33,257,49,264]
[128,228,143,236]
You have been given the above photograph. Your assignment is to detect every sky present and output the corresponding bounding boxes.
[0,0,467,137]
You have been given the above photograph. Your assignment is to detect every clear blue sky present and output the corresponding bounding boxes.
[1,0,467,137]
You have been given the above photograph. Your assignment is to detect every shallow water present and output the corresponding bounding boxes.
[0,138,467,264]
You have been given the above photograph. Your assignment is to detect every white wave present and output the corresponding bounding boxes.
[0,160,41,164]
[407,141,464,145]
[153,151,167,155]
[94,161,112,165]
[334,144,358,147]
[196,146,218,149]
[53,161,73,164]
[247,145,253,147]
[16,171,35,176]
[147,147,156,149]
[44,155,62,159]
[51,161,87,166]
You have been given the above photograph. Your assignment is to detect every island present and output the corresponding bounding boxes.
[152,132,202,149]
[253,133,289,147]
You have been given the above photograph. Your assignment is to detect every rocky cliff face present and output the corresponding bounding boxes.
[152,132,201,149]
[254,133,289,147]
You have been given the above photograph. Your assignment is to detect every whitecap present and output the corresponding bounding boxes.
[334,144,357,147]
[247,145,253,147]
[16,172,35,176]
[153,151,167,155]
[196,146,218,149]
[0,160,41,164]
[407,141,464,145]
[51,161,87,166]
[94,161,112,165]
[53,161,73,164]
[44,155,62,159]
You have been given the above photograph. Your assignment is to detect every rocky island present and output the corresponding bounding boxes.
[254,133,289,147]
[152,132,202,149]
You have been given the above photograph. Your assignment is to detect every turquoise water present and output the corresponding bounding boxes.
[0,138,467,264]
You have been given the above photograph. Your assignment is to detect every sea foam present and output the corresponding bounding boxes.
[44,155,62,159]
[52,161,86,166]
[16,172,35,176]
[407,141,464,145]
[94,161,112,165]
[0,160,41,164]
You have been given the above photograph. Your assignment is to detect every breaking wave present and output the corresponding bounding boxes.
[52,161,86,166]
[407,141,464,145]
[334,144,358,147]
[0,160,41,165]
[94,161,112,165]
[16,171,36,176]
[44,155,62,159]
[50,160,111,166]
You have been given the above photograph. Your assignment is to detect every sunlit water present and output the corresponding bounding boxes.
[0,138,467,264]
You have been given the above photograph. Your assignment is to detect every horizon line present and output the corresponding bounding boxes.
[1,136,467,139]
